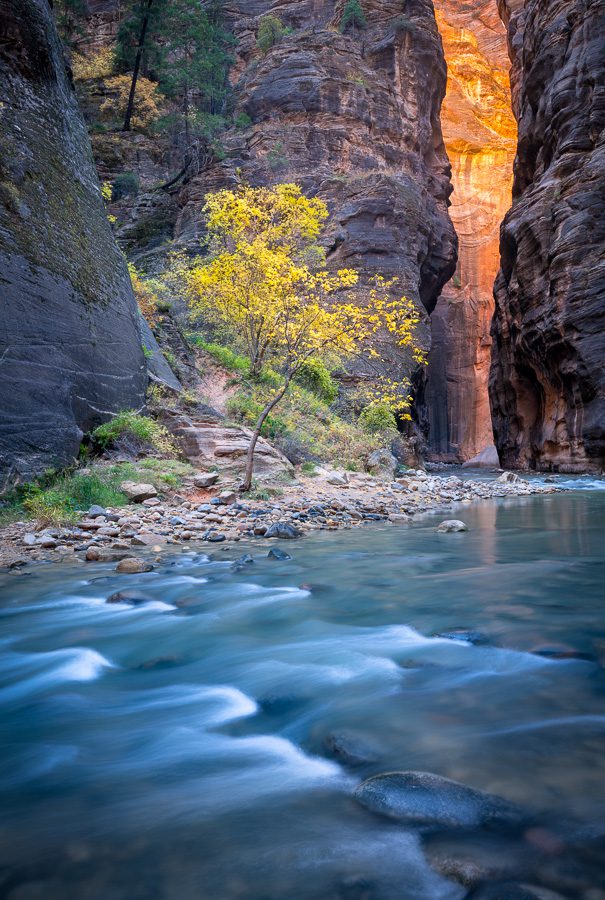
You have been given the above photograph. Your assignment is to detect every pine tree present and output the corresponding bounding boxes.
[116,0,234,154]
[339,0,367,33]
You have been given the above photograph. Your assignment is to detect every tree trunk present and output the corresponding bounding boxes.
[122,0,154,132]
[240,379,291,492]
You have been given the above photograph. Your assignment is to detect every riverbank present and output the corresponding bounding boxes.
[0,467,557,570]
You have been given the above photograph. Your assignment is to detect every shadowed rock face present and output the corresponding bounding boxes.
[490,0,605,472]
[426,0,516,462]
[176,0,457,382]
[0,0,147,485]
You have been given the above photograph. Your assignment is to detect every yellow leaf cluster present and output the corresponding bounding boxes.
[129,263,158,325]
[101,75,162,130]
[71,47,115,81]
[188,183,425,416]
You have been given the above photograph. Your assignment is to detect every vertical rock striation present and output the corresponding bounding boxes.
[490,0,605,472]
[0,0,147,484]
[426,0,516,461]
[177,0,457,385]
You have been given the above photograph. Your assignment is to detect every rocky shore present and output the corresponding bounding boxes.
[0,468,557,571]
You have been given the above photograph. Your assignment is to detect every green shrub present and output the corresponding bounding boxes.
[226,393,286,438]
[192,338,251,374]
[234,111,252,130]
[300,461,317,475]
[91,410,176,455]
[22,470,129,526]
[267,141,288,171]
[256,15,288,52]
[358,402,398,435]
[112,171,140,200]
[340,0,366,32]
[163,349,178,370]
[294,358,338,403]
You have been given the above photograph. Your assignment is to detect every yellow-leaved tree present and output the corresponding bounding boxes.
[188,183,424,491]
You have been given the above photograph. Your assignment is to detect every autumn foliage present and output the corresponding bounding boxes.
[187,183,424,489]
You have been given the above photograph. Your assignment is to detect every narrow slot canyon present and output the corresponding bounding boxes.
[425,0,516,464]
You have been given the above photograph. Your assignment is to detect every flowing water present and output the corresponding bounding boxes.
[1,480,605,899]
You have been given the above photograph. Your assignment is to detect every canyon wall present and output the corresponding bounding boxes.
[0,0,149,484]
[175,0,457,384]
[491,0,605,472]
[425,0,516,461]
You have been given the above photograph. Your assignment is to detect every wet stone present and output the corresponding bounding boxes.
[437,520,469,533]
[106,591,155,605]
[115,558,154,574]
[267,547,292,560]
[354,771,526,832]
[324,730,380,767]
[264,522,301,539]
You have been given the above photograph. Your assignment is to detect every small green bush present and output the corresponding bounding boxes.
[358,402,398,435]
[256,15,288,52]
[22,470,130,526]
[226,393,286,438]
[112,171,140,200]
[294,359,338,403]
[193,339,251,375]
[340,0,366,32]
[300,461,317,475]
[234,111,252,130]
[92,410,176,455]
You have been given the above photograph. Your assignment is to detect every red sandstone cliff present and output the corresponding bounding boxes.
[425,0,516,462]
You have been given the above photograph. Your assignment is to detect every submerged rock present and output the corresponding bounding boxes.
[267,547,292,561]
[324,731,380,767]
[464,884,566,900]
[437,520,468,533]
[115,558,154,574]
[106,590,155,605]
[424,832,535,888]
[435,629,488,645]
[354,772,525,831]
[231,553,254,570]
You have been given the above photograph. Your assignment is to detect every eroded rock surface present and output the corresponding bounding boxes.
[165,413,294,482]
[0,0,147,484]
[490,0,605,472]
[176,0,457,382]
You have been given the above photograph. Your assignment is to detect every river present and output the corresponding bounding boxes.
[1,477,604,898]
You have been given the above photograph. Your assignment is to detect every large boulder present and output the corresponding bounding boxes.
[165,413,293,482]
[354,771,525,831]
[0,0,149,483]
[366,449,398,479]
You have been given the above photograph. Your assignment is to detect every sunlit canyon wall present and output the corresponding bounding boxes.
[425,0,516,462]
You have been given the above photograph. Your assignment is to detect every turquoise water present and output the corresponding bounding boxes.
[1,486,604,898]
